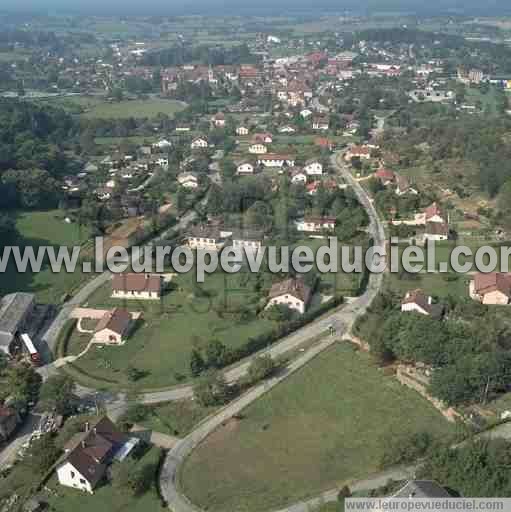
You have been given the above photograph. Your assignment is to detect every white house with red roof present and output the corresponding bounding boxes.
[470,273,511,305]
[401,290,444,318]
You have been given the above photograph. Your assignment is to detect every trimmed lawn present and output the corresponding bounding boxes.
[44,447,162,512]
[180,344,456,512]
[64,270,277,390]
[138,400,217,437]
[0,210,92,303]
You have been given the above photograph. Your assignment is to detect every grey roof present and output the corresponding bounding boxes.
[392,480,451,498]
[0,293,35,338]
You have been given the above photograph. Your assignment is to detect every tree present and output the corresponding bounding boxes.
[39,374,76,414]
[193,371,231,407]
[4,364,41,405]
[112,456,158,496]
[190,348,206,377]
[205,339,228,369]
[247,355,277,384]
[23,434,60,475]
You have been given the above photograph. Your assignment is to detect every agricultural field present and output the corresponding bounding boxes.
[82,98,186,119]
[0,210,91,304]
[40,96,186,119]
[180,344,456,512]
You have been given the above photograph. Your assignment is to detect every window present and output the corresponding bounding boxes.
[71,471,76,479]
[80,479,86,484]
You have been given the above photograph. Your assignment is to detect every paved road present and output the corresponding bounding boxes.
[159,150,387,512]
[0,412,42,468]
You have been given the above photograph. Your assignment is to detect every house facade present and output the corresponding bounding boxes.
[266,278,312,315]
[258,154,295,168]
[470,273,511,305]
[56,416,129,494]
[304,159,323,176]
[111,273,162,300]
[248,143,267,155]
[190,137,209,150]
[296,216,336,233]
[93,308,133,345]
[236,162,255,176]
[187,226,228,251]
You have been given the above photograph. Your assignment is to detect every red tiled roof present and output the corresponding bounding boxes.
[473,273,511,297]
[95,308,132,336]
[269,278,311,303]
[112,273,162,294]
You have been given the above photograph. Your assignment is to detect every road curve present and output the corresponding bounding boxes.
[159,150,387,512]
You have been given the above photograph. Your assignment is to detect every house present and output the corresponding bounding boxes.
[470,272,511,305]
[258,154,295,168]
[236,125,249,136]
[314,137,335,151]
[395,175,418,196]
[300,109,313,119]
[295,217,336,234]
[56,416,130,494]
[401,290,443,318]
[111,273,162,300]
[345,145,371,161]
[304,159,323,176]
[0,405,20,442]
[93,308,133,345]
[177,172,199,189]
[213,112,225,128]
[374,167,395,185]
[266,278,312,315]
[312,115,330,131]
[190,136,209,150]
[290,167,307,184]
[236,161,255,176]
[152,139,172,150]
[186,226,228,251]
[232,230,264,255]
[424,202,447,224]
[423,221,449,241]
[0,293,36,357]
[248,143,268,155]
[253,133,273,144]
[278,125,296,134]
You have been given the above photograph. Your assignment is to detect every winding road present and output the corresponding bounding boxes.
[158,151,388,512]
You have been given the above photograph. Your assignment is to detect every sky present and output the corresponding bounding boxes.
[0,0,508,16]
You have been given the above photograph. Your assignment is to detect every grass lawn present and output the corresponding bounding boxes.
[82,98,186,119]
[44,446,162,512]
[138,399,217,437]
[63,270,277,390]
[180,344,456,512]
[0,210,92,303]
[39,96,186,120]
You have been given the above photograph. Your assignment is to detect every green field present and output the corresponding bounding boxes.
[180,344,456,512]
[62,270,277,390]
[40,96,186,119]
[82,98,186,119]
[0,210,91,303]
[44,447,162,512]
